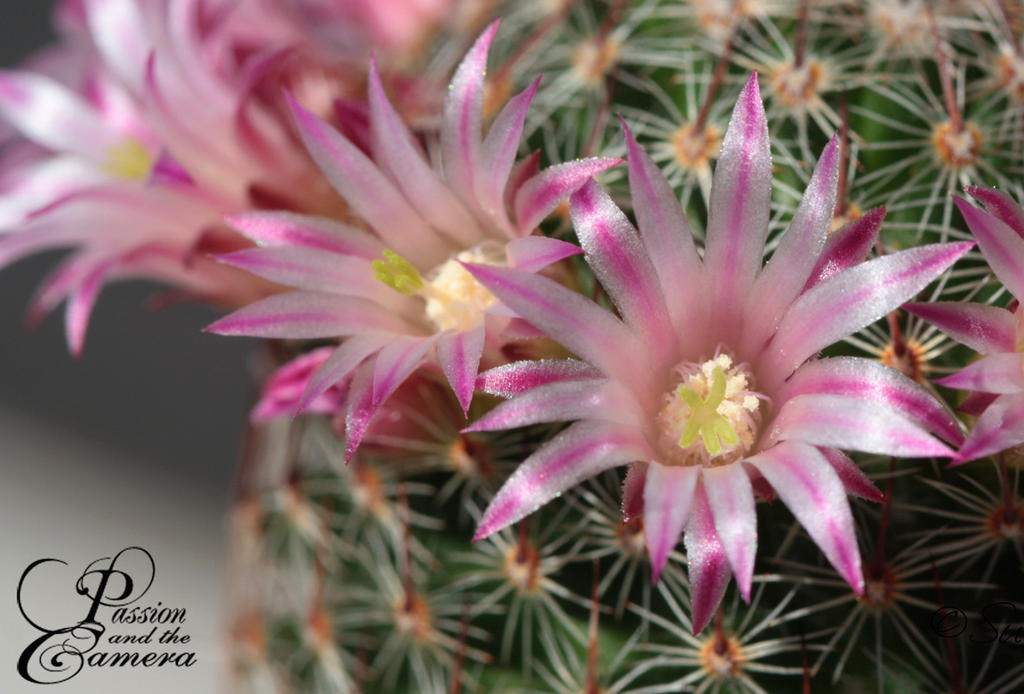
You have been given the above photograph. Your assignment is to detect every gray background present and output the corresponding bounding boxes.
[0,3,255,692]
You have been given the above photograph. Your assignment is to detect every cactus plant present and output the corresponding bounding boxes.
[3,1,1024,692]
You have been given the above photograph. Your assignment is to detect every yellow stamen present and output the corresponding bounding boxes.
[373,249,424,295]
[656,355,762,467]
[104,137,153,180]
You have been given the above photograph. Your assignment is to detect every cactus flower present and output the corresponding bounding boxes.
[206,22,620,460]
[463,74,969,632]
[907,187,1024,463]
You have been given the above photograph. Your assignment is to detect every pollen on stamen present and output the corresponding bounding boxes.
[655,354,762,468]
[373,244,504,333]
[423,243,505,332]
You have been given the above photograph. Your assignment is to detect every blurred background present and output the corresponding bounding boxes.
[0,3,253,691]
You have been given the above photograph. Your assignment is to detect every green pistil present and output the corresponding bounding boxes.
[676,366,739,456]
[373,250,423,295]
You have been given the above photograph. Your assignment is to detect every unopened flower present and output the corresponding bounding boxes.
[464,74,968,632]
[908,187,1024,462]
[207,22,619,459]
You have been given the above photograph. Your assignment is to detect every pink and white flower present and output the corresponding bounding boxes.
[206,22,620,460]
[0,0,349,354]
[463,74,969,632]
[907,187,1024,463]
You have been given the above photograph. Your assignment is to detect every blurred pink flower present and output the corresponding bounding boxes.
[907,187,1024,463]
[251,346,346,421]
[0,0,354,354]
[283,0,455,55]
[463,75,969,633]
[206,22,619,460]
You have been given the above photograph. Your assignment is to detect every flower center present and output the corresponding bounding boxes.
[104,137,153,180]
[655,355,762,467]
[373,244,503,332]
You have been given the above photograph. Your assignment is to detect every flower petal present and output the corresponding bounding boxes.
[955,393,1024,463]
[372,335,437,407]
[779,357,964,446]
[644,464,698,582]
[216,247,382,298]
[287,94,447,266]
[343,360,377,462]
[441,21,498,210]
[767,242,973,381]
[956,197,1024,301]
[936,354,1024,394]
[966,185,1024,239]
[252,347,343,421]
[744,136,839,352]
[478,77,541,231]
[702,463,757,602]
[621,118,703,331]
[803,206,885,291]
[473,421,650,540]
[461,263,640,383]
[65,259,114,358]
[749,442,863,593]
[505,236,583,272]
[225,211,383,258]
[463,379,634,433]
[368,58,481,246]
[438,322,486,414]
[0,70,121,163]
[818,447,884,502]
[475,359,602,397]
[703,74,772,332]
[513,157,622,235]
[684,482,732,634]
[205,291,409,338]
[622,462,647,523]
[769,394,956,458]
[961,391,999,417]
[297,335,389,415]
[570,179,672,356]
[904,301,1017,356]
